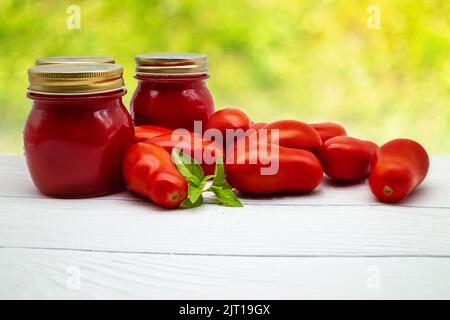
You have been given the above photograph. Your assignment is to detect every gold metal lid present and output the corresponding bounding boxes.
[28,64,125,94]
[35,56,115,65]
[135,53,208,75]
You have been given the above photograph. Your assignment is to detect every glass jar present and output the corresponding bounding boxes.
[130,53,214,131]
[24,64,134,198]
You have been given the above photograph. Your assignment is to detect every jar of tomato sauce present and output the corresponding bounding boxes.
[131,53,214,131]
[24,64,134,198]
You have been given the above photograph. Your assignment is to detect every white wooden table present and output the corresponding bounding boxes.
[0,155,449,299]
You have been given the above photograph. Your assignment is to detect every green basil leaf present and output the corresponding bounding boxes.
[202,175,215,183]
[174,149,242,209]
[211,154,232,189]
[188,181,206,203]
[211,186,243,207]
[172,148,204,186]
[181,194,203,208]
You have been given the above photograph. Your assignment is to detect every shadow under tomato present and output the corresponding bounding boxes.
[122,189,191,213]
[322,176,367,188]
[234,188,323,201]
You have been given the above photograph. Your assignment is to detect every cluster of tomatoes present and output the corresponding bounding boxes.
[124,108,429,208]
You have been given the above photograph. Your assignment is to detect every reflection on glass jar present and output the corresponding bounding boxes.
[131,53,215,131]
[24,64,134,198]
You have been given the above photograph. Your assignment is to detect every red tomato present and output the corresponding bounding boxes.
[310,122,347,143]
[250,122,268,130]
[317,136,378,182]
[369,139,429,203]
[255,120,322,153]
[123,142,188,208]
[204,108,252,150]
[147,133,222,175]
[134,125,173,142]
[225,141,323,194]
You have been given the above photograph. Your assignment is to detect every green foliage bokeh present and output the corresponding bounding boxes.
[0,0,449,154]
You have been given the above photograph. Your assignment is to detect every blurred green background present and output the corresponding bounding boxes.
[1,0,449,154]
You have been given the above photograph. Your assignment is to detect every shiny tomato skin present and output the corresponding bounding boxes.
[317,136,378,182]
[259,120,322,153]
[134,125,173,142]
[147,133,222,175]
[310,122,347,143]
[369,139,429,203]
[225,142,323,194]
[123,142,187,208]
[205,108,251,133]
[250,122,268,130]
[204,108,252,149]
[149,172,188,208]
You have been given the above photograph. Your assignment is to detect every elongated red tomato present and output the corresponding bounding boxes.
[134,125,173,142]
[369,139,429,203]
[205,108,252,134]
[204,108,252,150]
[310,122,347,143]
[256,120,322,153]
[123,142,188,208]
[225,142,323,194]
[317,136,378,182]
[148,133,222,175]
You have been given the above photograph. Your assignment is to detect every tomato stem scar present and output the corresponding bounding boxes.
[383,185,393,196]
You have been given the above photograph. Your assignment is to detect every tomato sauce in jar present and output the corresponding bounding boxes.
[130,53,214,131]
[24,64,134,198]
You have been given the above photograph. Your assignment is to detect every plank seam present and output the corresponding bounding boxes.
[1,245,450,258]
[0,194,448,209]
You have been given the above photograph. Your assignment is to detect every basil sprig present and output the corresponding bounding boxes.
[172,148,243,208]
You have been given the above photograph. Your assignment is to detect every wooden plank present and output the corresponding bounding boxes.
[0,248,449,299]
[1,157,448,299]
[0,196,449,256]
[0,156,449,208]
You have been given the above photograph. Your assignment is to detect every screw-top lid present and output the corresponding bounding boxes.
[35,56,115,65]
[135,53,208,76]
[28,64,125,94]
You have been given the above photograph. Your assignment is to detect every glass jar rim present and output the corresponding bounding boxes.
[28,64,124,94]
[134,73,209,81]
[27,87,127,100]
[135,53,208,76]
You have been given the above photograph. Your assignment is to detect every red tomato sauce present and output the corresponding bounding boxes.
[24,89,134,198]
[130,74,214,131]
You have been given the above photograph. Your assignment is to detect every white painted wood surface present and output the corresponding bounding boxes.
[0,156,449,299]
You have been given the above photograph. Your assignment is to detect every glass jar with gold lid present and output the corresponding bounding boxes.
[24,64,134,198]
[130,53,215,131]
